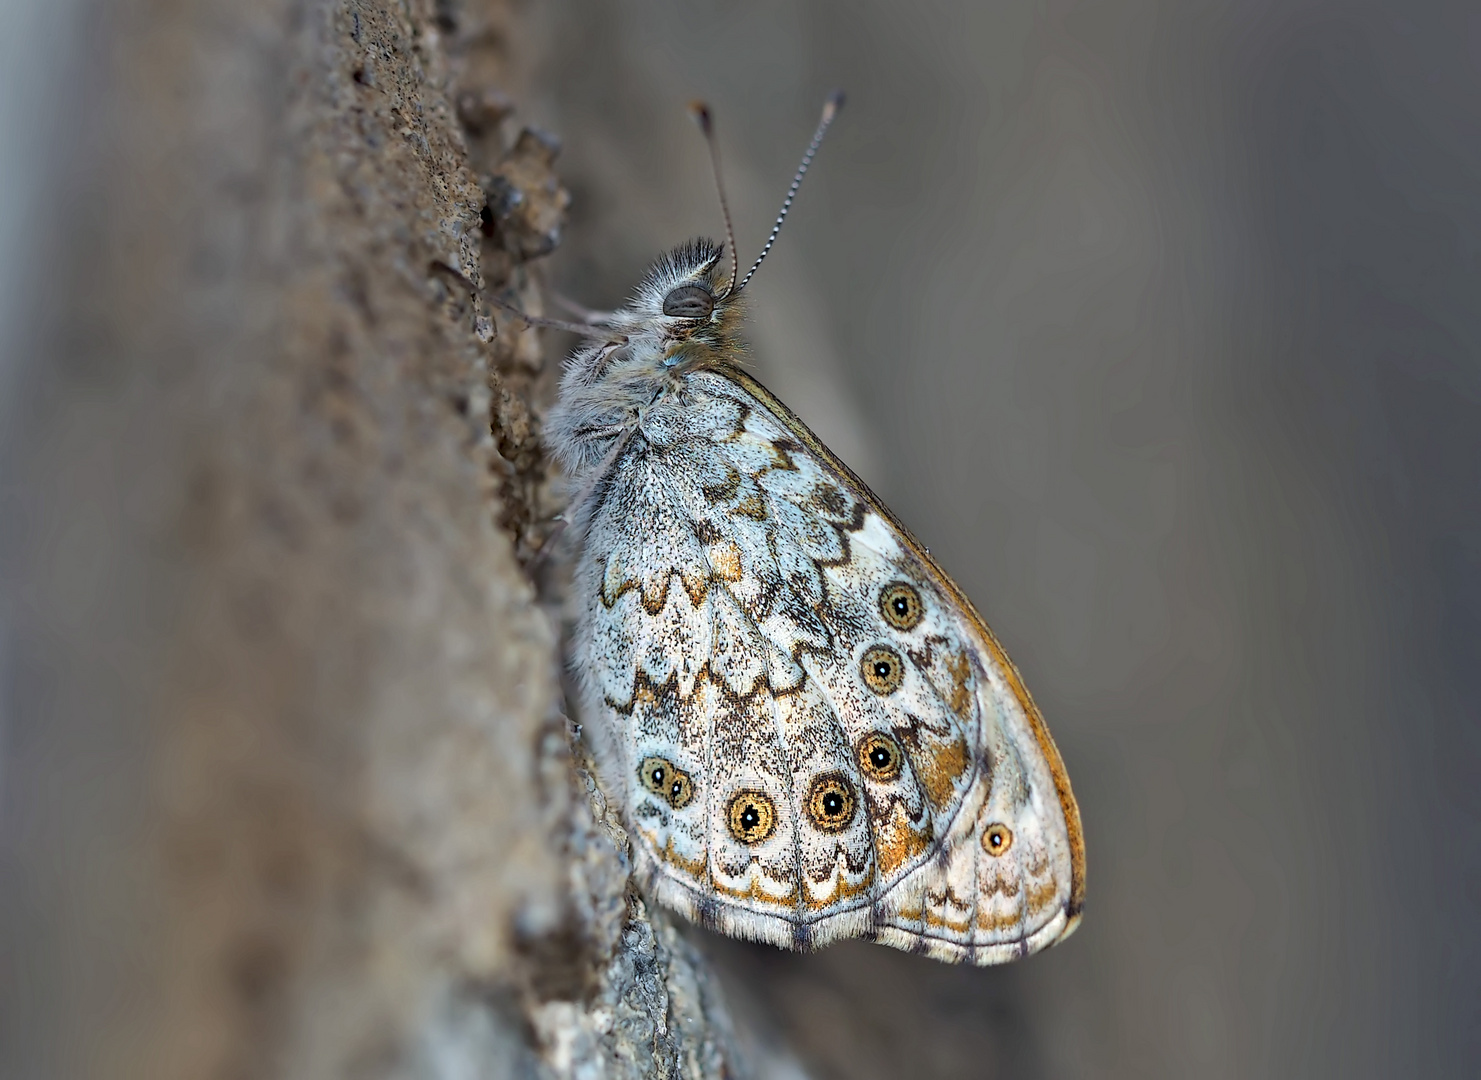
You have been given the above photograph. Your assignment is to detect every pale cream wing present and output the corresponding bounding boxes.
[578,383,879,950]
[715,367,1086,961]
[573,366,1084,961]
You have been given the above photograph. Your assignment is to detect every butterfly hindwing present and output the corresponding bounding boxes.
[573,364,1084,962]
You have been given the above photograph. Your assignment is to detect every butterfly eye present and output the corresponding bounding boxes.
[662,284,716,319]
[804,773,857,832]
[725,789,777,844]
[639,755,694,809]
[860,645,905,695]
[879,581,923,630]
[982,823,1014,857]
[857,732,904,782]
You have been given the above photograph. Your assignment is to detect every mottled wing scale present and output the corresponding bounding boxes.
[573,364,1085,962]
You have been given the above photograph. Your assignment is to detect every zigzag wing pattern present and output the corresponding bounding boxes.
[574,368,1082,960]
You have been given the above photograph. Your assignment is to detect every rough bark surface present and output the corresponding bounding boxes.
[0,2,783,1077]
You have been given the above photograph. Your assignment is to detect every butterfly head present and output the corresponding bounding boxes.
[546,97,842,482]
[602,92,846,372]
[620,236,745,367]
[544,237,743,480]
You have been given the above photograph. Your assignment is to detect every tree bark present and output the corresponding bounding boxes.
[0,2,780,1077]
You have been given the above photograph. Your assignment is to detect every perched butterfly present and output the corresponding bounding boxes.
[544,94,1084,964]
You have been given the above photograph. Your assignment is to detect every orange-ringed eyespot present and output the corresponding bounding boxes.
[982,822,1014,856]
[638,755,694,809]
[860,644,905,695]
[879,581,924,630]
[857,731,904,782]
[805,772,857,832]
[726,789,776,845]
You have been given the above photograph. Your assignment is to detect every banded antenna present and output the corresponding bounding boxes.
[690,91,845,299]
[737,91,844,294]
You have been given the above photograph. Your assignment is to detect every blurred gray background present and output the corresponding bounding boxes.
[523,2,1478,1077]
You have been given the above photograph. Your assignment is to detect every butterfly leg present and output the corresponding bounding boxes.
[549,289,621,326]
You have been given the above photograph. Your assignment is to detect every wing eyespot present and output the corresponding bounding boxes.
[982,822,1014,857]
[857,732,904,782]
[726,789,777,845]
[639,755,695,810]
[860,645,905,695]
[879,581,924,630]
[804,772,857,832]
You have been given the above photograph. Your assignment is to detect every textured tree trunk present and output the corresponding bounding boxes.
[0,2,778,1077]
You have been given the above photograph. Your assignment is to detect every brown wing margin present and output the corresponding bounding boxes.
[716,364,1086,932]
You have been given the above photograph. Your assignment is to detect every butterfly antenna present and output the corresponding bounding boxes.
[735,90,844,294]
[689,102,740,298]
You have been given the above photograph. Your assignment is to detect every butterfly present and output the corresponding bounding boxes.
[543,94,1084,964]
